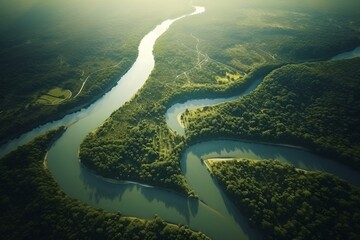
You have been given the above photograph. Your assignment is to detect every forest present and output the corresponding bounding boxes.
[0,0,192,144]
[80,0,360,194]
[0,128,209,240]
[209,158,360,240]
[2,0,360,239]
[184,58,360,169]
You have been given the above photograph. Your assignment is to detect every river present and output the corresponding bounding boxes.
[1,6,360,240]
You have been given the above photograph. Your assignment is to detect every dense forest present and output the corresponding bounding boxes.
[0,0,192,144]
[209,158,360,239]
[80,0,360,194]
[0,129,209,240]
[2,0,360,239]
[184,58,360,169]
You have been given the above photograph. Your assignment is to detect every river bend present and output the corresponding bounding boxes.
[1,6,360,240]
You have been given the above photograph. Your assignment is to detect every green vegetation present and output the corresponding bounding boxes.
[2,0,360,238]
[216,72,243,84]
[184,58,360,169]
[80,0,360,194]
[36,87,72,105]
[209,158,360,240]
[0,129,209,240]
[0,0,192,144]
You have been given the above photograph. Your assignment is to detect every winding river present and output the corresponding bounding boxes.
[1,6,360,240]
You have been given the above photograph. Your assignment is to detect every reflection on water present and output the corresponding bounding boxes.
[186,140,360,186]
[180,139,360,240]
[78,162,201,222]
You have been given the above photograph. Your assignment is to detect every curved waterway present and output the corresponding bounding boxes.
[1,5,360,239]
[0,7,205,158]
[166,78,263,135]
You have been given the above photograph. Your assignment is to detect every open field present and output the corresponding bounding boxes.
[35,87,72,105]
[216,72,243,84]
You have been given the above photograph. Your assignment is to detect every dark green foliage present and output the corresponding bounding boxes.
[185,58,360,169]
[80,120,191,194]
[210,159,360,240]
[0,129,209,240]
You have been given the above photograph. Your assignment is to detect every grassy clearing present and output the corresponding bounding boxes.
[215,71,243,84]
[36,87,72,105]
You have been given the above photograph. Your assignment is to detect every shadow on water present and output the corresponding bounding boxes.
[79,164,131,203]
[182,144,260,239]
[139,185,200,223]
[180,137,360,239]
[79,163,200,222]
[208,168,260,240]
[203,174,254,238]
[188,140,360,186]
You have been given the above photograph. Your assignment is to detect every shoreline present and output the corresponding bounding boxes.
[77,152,200,199]
[203,157,246,173]
[205,157,311,176]
[43,152,48,169]
[187,136,310,153]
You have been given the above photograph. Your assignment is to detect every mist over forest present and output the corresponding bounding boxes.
[0,0,359,239]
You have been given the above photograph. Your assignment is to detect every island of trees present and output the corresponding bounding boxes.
[208,158,360,239]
